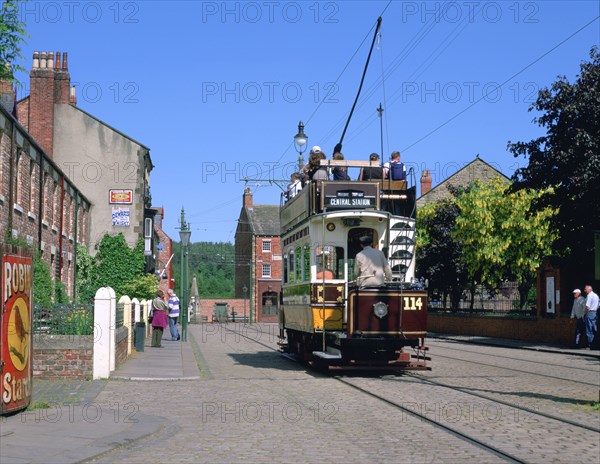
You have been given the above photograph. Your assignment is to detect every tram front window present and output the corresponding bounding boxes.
[316,246,344,280]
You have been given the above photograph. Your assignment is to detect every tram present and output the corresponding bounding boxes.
[278,162,430,370]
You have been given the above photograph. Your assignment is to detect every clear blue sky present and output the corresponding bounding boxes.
[13,1,600,244]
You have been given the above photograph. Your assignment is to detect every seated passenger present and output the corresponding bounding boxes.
[383,151,406,180]
[332,152,351,181]
[311,152,329,181]
[358,153,384,181]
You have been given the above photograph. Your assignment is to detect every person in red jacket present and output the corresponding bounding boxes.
[151,290,170,347]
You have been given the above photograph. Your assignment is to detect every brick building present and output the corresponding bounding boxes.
[417,156,509,206]
[152,206,174,296]
[15,51,156,271]
[234,188,281,323]
[0,96,91,298]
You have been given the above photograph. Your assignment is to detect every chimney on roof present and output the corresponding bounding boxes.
[26,50,72,156]
[421,170,432,196]
[243,187,253,209]
[69,86,77,105]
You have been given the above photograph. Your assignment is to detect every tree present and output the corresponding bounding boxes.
[509,48,600,278]
[121,274,159,301]
[0,0,27,82]
[416,191,470,311]
[454,178,557,307]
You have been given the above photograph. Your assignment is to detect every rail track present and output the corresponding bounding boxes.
[220,324,600,463]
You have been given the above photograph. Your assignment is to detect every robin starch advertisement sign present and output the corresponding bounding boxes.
[1,246,33,414]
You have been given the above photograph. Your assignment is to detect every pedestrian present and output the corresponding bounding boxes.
[353,235,392,287]
[570,289,586,348]
[383,151,406,180]
[358,153,384,181]
[583,285,598,349]
[332,152,351,180]
[167,289,181,341]
[151,289,169,348]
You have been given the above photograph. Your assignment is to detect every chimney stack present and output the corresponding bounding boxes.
[25,50,72,157]
[420,170,432,196]
[243,187,253,209]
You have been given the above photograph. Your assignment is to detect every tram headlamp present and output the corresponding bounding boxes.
[373,301,388,319]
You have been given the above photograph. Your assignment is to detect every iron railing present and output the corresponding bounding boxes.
[115,302,125,328]
[33,304,94,335]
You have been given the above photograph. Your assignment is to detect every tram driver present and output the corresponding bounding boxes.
[354,235,392,287]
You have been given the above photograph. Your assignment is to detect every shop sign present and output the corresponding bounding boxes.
[109,189,133,204]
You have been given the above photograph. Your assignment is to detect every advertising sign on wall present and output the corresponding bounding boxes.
[1,246,33,414]
[109,189,133,204]
[112,206,130,226]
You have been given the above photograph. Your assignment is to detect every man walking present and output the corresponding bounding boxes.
[354,235,392,287]
[583,285,598,349]
[570,289,586,348]
[167,289,180,341]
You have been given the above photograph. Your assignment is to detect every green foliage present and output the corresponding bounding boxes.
[92,234,146,298]
[121,274,158,301]
[454,178,557,307]
[416,192,470,310]
[173,241,235,298]
[54,280,69,304]
[75,244,96,303]
[49,308,93,335]
[33,251,53,307]
[509,48,600,265]
[0,0,28,83]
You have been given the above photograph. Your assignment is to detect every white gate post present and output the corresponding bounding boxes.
[120,295,132,356]
[108,287,116,372]
[93,287,112,379]
[132,298,140,323]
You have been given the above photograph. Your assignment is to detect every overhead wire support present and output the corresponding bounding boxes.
[242,177,289,192]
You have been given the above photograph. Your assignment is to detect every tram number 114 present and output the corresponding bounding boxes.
[403,296,423,311]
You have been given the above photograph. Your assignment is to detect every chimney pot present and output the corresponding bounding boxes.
[48,51,54,69]
[33,52,39,69]
[62,52,68,70]
[56,52,61,70]
[69,85,77,105]
[40,52,47,68]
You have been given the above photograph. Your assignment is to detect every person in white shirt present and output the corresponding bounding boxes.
[583,285,598,349]
[286,173,302,200]
[353,235,392,287]
[570,289,586,348]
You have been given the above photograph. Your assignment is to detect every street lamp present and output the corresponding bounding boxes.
[179,222,191,342]
[293,120,308,172]
[242,285,248,324]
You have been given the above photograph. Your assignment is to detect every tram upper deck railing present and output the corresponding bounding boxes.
[281,166,417,234]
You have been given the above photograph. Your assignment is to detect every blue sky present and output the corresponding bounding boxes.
[13,0,600,243]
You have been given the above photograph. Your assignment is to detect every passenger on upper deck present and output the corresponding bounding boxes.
[286,172,302,200]
[332,152,351,181]
[358,153,384,181]
[383,151,406,180]
[312,151,329,181]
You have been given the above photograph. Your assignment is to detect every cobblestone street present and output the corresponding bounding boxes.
[85,324,599,464]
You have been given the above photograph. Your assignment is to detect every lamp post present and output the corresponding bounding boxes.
[179,212,192,342]
[242,285,248,324]
[293,120,308,172]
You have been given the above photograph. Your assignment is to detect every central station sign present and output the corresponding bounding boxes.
[322,182,379,210]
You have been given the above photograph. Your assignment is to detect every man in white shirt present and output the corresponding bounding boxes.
[354,236,392,287]
[583,285,598,349]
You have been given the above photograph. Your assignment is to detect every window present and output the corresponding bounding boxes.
[261,291,278,315]
[316,246,345,280]
[262,264,271,278]
[262,239,271,252]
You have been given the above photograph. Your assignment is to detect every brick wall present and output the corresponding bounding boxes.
[428,313,578,347]
[115,326,129,368]
[198,298,248,322]
[32,335,93,380]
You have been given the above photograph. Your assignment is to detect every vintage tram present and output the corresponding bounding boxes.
[278,159,430,370]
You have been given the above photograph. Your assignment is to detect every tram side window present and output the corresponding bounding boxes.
[283,255,288,284]
[295,246,302,282]
[289,251,295,283]
[316,246,345,279]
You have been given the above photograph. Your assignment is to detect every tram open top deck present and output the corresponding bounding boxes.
[281,159,417,235]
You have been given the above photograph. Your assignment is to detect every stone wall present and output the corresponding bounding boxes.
[32,335,93,380]
[428,313,579,346]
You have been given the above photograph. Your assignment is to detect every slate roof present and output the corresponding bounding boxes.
[246,205,280,236]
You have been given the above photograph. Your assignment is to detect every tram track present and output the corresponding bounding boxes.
[430,341,600,373]
[429,352,599,387]
[220,324,600,463]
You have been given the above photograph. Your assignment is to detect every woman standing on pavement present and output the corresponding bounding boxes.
[151,290,170,347]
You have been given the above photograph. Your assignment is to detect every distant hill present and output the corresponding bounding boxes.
[172,241,235,298]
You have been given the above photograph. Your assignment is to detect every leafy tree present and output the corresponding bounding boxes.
[416,191,470,311]
[75,244,96,303]
[0,0,27,82]
[454,178,557,307]
[121,274,159,301]
[509,48,600,277]
[32,251,53,307]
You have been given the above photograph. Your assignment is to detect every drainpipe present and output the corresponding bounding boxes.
[58,175,64,280]
[7,121,15,239]
[38,157,44,251]
[73,193,79,301]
